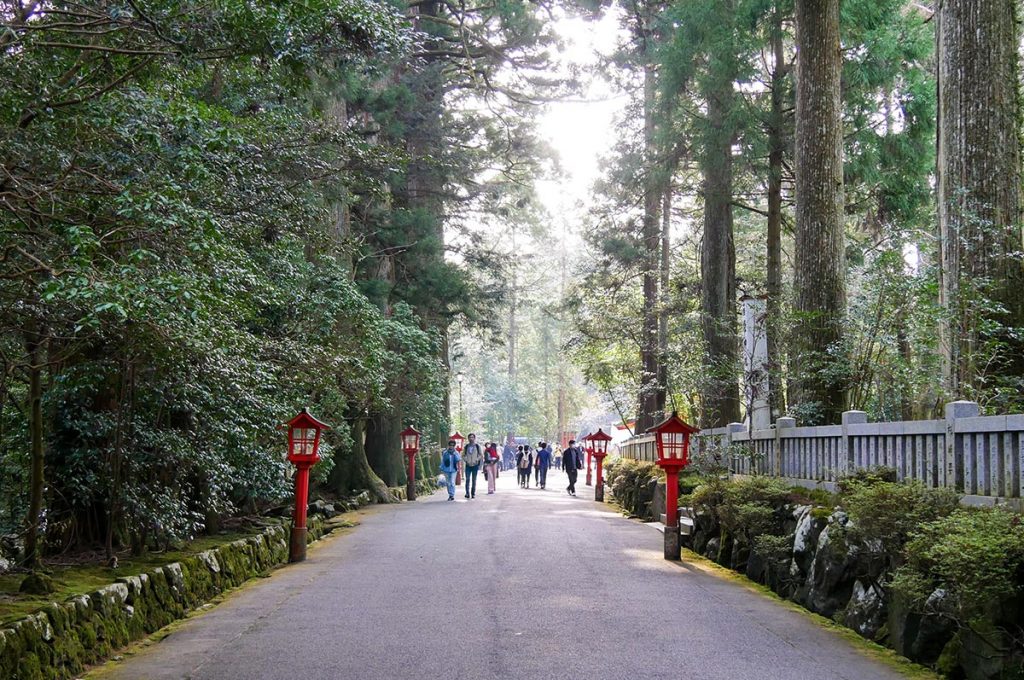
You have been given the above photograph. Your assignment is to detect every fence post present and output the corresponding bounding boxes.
[944,400,978,493]
[774,417,796,478]
[841,410,867,478]
[727,422,745,473]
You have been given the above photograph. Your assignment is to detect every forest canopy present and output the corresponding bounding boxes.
[1,0,1022,569]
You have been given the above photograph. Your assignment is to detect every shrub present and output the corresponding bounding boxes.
[605,459,661,517]
[893,508,1024,620]
[840,479,960,559]
[692,476,794,540]
[836,465,898,494]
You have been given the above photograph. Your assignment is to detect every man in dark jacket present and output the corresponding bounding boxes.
[562,440,583,496]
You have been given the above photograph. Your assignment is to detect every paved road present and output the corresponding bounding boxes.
[95,468,909,680]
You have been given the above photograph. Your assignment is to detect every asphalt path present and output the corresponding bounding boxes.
[94,467,910,680]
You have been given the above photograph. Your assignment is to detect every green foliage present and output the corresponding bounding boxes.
[691,475,793,539]
[605,458,661,518]
[0,0,463,554]
[839,478,960,559]
[893,508,1024,623]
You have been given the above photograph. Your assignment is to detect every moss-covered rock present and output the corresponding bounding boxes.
[19,573,56,596]
[0,521,337,680]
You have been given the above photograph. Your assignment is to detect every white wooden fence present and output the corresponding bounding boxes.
[618,401,1024,507]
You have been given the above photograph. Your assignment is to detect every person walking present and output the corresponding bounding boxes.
[517,445,532,488]
[484,442,500,494]
[462,433,483,499]
[439,439,461,501]
[562,439,583,496]
[535,441,552,489]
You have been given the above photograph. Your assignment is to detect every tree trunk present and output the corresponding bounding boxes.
[637,51,663,434]
[23,326,45,567]
[365,410,402,489]
[658,185,671,410]
[791,0,846,425]
[328,412,393,503]
[937,0,1024,402]
[699,33,740,429]
[766,8,788,421]
[508,226,518,380]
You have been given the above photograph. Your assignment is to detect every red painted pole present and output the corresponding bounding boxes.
[406,453,417,501]
[595,455,606,502]
[586,451,593,486]
[290,463,311,562]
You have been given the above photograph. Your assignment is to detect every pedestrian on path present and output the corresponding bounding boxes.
[462,433,484,499]
[563,440,583,496]
[484,442,500,494]
[535,441,552,489]
[440,440,461,501]
[517,445,533,488]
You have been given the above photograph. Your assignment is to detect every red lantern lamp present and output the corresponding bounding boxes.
[590,428,612,502]
[450,431,465,485]
[400,425,422,502]
[648,411,699,560]
[650,411,698,470]
[283,408,330,563]
[450,431,465,453]
[583,432,594,486]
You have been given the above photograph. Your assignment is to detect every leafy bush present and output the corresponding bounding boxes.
[836,465,898,494]
[692,476,794,540]
[893,508,1024,620]
[605,459,661,518]
[840,479,960,559]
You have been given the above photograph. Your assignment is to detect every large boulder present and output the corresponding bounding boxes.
[19,572,55,595]
[308,500,337,518]
[790,506,827,579]
[888,588,956,668]
[651,481,666,523]
[800,512,857,617]
[840,580,887,640]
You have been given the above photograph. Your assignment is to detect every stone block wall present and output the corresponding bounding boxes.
[0,518,327,680]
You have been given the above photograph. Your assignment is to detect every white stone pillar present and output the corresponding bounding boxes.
[742,295,771,431]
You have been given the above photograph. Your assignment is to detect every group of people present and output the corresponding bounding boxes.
[438,435,588,500]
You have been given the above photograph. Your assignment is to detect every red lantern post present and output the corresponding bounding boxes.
[584,433,594,486]
[649,411,699,560]
[401,426,422,501]
[284,408,329,563]
[590,428,612,502]
[450,432,465,486]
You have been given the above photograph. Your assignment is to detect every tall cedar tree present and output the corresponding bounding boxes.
[791,0,846,424]
[936,0,1024,407]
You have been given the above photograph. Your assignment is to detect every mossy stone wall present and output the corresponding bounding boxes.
[0,518,327,680]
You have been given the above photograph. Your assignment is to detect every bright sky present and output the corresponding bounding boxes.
[534,11,628,228]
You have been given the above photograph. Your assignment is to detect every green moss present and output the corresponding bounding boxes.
[935,631,961,676]
[0,515,356,680]
[19,651,43,680]
[0,527,271,625]
[676,549,941,679]
[810,506,833,520]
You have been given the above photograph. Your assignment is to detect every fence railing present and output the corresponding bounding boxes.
[618,401,1024,504]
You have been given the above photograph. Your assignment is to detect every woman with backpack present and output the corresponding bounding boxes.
[517,445,533,488]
